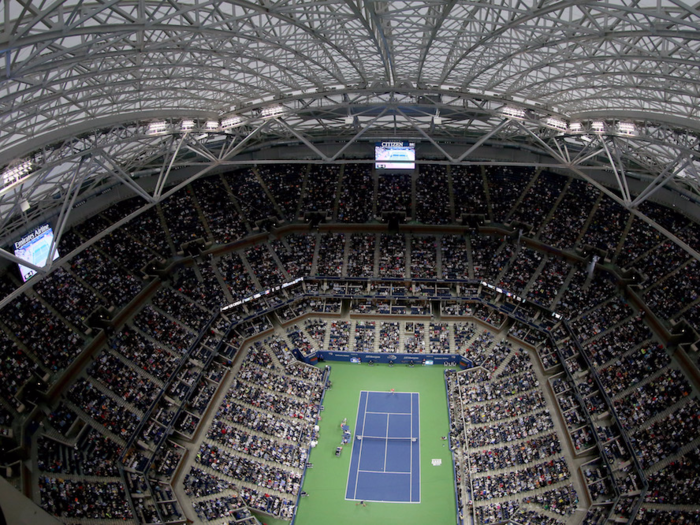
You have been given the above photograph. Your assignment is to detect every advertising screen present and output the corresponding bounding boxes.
[14,224,59,282]
[375,141,415,169]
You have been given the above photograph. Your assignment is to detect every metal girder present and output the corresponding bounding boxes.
[601,137,632,205]
[631,156,693,208]
[0,92,697,250]
[0,0,697,261]
[43,153,93,269]
[0,0,699,154]
[512,118,700,262]
[153,134,187,200]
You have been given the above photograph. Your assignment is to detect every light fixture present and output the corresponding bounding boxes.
[2,159,33,185]
[205,120,219,131]
[544,117,567,132]
[591,121,605,133]
[618,122,636,136]
[147,121,168,135]
[500,106,526,119]
[181,120,195,131]
[221,116,242,129]
[261,105,285,117]
[569,122,583,133]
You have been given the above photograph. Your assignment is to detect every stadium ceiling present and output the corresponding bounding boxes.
[0,0,699,272]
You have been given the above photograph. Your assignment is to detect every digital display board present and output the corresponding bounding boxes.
[14,224,59,282]
[375,141,415,169]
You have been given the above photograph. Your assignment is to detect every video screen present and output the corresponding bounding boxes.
[375,141,415,169]
[14,224,59,282]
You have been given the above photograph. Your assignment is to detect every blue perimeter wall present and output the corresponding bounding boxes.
[300,350,470,368]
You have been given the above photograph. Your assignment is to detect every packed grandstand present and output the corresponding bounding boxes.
[2,2,700,525]
[0,163,698,524]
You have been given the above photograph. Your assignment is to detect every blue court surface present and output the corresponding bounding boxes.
[345,391,420,503]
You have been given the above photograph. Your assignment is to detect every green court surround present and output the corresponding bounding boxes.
[292,362,458,525]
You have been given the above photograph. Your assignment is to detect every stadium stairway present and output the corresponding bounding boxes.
[645,434,700,476]
[200,435,304,477]
[154,205,178,256]
[634,393,695,433]
[80,373,145,420]
[479,166,494,221]
[102,347,166,390]
[549,264,579,312]
[251,167,285,220]
[594,336,655,371]
[611,213,636,263]
[536,178,573,240]
[521,253,551,299]
[610,361,670,402]
[186,183,215,243]
[194,462,293,502]
[504,168,542,225]
[62,399,127,448]
[218,174,252,233]
[573,192,604,248]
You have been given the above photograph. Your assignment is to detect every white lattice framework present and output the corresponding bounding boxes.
[0,0,699,272]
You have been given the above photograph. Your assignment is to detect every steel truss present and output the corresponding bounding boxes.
[0,0,699,274]
[0,92,698,274]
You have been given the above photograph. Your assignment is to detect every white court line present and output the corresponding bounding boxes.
[344,497,420,504]
[346,390,422,503]
[384,413,389,471]
[357,436,414,440]
[354,391,370,500]
[415,392,421,503]
[410,393,413,502]
[365,410,413,415]
[345,390,366,501]
[358,470,411,474]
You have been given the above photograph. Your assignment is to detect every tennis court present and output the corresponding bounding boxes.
[345,390,420,503]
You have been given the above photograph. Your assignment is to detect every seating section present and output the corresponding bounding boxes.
[447,349,578,524]
[0,163,697,524]
[185,342,325,520]
[338,164,374,223]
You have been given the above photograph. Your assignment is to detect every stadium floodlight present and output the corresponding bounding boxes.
[569,122,583,133]
[221,116,242,130]
[544,117,567,132]
[205,120,219,131]
[181,120,195,131]
[2,159,33,185]
[147,121,168,135]
[261,105,285,117]
[591,121,606,133]
[618,122,636,136]
[500,106,526,119]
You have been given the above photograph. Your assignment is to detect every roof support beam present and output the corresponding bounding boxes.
[394,107,454,161]
[0,247,46,274]
[154,134,187,200]
[511,119,700,262]
[328,108,390,161]
[600,137,631,204]
[159,119,273,202]
[631,155,692,208]
[44,154,93,269]
[276,118,332,162]
[454,119,510,163]
[94,151,156,204]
